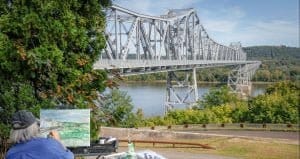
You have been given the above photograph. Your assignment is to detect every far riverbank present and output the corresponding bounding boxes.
[120,80,275,85]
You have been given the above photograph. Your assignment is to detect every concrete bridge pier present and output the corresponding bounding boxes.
[236,83,252,97]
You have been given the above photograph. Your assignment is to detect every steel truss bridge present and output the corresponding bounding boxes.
[94,5,261,114]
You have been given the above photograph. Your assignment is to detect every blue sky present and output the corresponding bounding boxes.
[114,0,299,47]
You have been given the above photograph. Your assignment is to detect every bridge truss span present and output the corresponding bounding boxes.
[100,4,247,62]
[94,4,261,114]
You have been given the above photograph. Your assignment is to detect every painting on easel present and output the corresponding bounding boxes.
[40,109,90,147]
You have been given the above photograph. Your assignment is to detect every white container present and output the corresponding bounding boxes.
[99,139,105,144]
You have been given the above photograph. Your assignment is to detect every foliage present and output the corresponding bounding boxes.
[198,86,240,108]
[230,102,249,123]
[0,0,111,149]
[248,81,299,123]
[97,89,137,127]
[245,46,300,82]
[86,82,298,129]
[165,109,213,124]
[139,82,299,126]
[244,46,300,60]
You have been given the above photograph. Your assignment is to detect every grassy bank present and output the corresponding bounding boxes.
[201,137,298,159]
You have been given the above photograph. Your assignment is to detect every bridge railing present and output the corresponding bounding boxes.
[94,59,259,70]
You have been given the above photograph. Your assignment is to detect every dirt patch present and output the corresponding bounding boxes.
[100,127,214,141]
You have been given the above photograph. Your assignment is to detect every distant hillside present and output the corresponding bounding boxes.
[243,46,300,82]
[244,46,300,60]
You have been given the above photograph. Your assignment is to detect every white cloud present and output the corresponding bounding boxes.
[198,7,298,47]
[204,19,238,33]
[200,6,245,19]
[199,6,245,32]
[211,20,299,47]
[241,20,298,46]
[227,6,246,19]
[252,20,296,35]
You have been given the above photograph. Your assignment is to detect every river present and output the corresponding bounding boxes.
[117,82,269,117]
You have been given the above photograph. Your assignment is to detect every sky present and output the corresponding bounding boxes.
[114,0,299,47]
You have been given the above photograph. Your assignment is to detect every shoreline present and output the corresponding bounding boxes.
[119,80,275,85]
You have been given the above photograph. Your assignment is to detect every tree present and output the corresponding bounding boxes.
[97,89,136,127]
[0,0,111,153]
[209,104,233,123]
[248,81,299,123]
[197,86,240,108]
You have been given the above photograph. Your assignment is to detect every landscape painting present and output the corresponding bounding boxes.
[40,109,90,147]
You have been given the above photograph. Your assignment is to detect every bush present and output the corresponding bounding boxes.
[248,82,299,123]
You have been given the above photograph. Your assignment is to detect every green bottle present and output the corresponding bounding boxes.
[127,141,136,159]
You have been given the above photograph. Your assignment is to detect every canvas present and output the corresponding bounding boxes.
[40,109,90,147]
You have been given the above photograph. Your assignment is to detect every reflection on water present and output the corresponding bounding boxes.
[118,82,269,117]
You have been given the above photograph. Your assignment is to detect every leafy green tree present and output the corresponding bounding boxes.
[97,89,136,127]
[209,104,233,123]
[0,0,111,152]
[230,101,249,123]
[248,81,299,123]
[198,86,240,108]
[133,108,147,127]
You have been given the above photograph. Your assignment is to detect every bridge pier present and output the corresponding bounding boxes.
[228,63,260,97]
[236,83,252,97]
[164,68,199,115]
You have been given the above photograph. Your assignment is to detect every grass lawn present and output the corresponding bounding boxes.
[203,137,299,159]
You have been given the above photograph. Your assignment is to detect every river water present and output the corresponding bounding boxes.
[117,82,269,117]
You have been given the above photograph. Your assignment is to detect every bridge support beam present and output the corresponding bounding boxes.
[228,62,261,97]
[164,68,199,115]
[193,68,199,101]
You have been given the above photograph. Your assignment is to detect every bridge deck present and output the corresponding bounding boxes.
[93,60,260,76]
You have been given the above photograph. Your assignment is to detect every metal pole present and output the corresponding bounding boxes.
[154,20,157,59]
[193,67,198,101]
[137,20,140,60]
[192,14,195,60]
[119,20,122,59]
[114,9,118,59]
[165,71,172,115]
